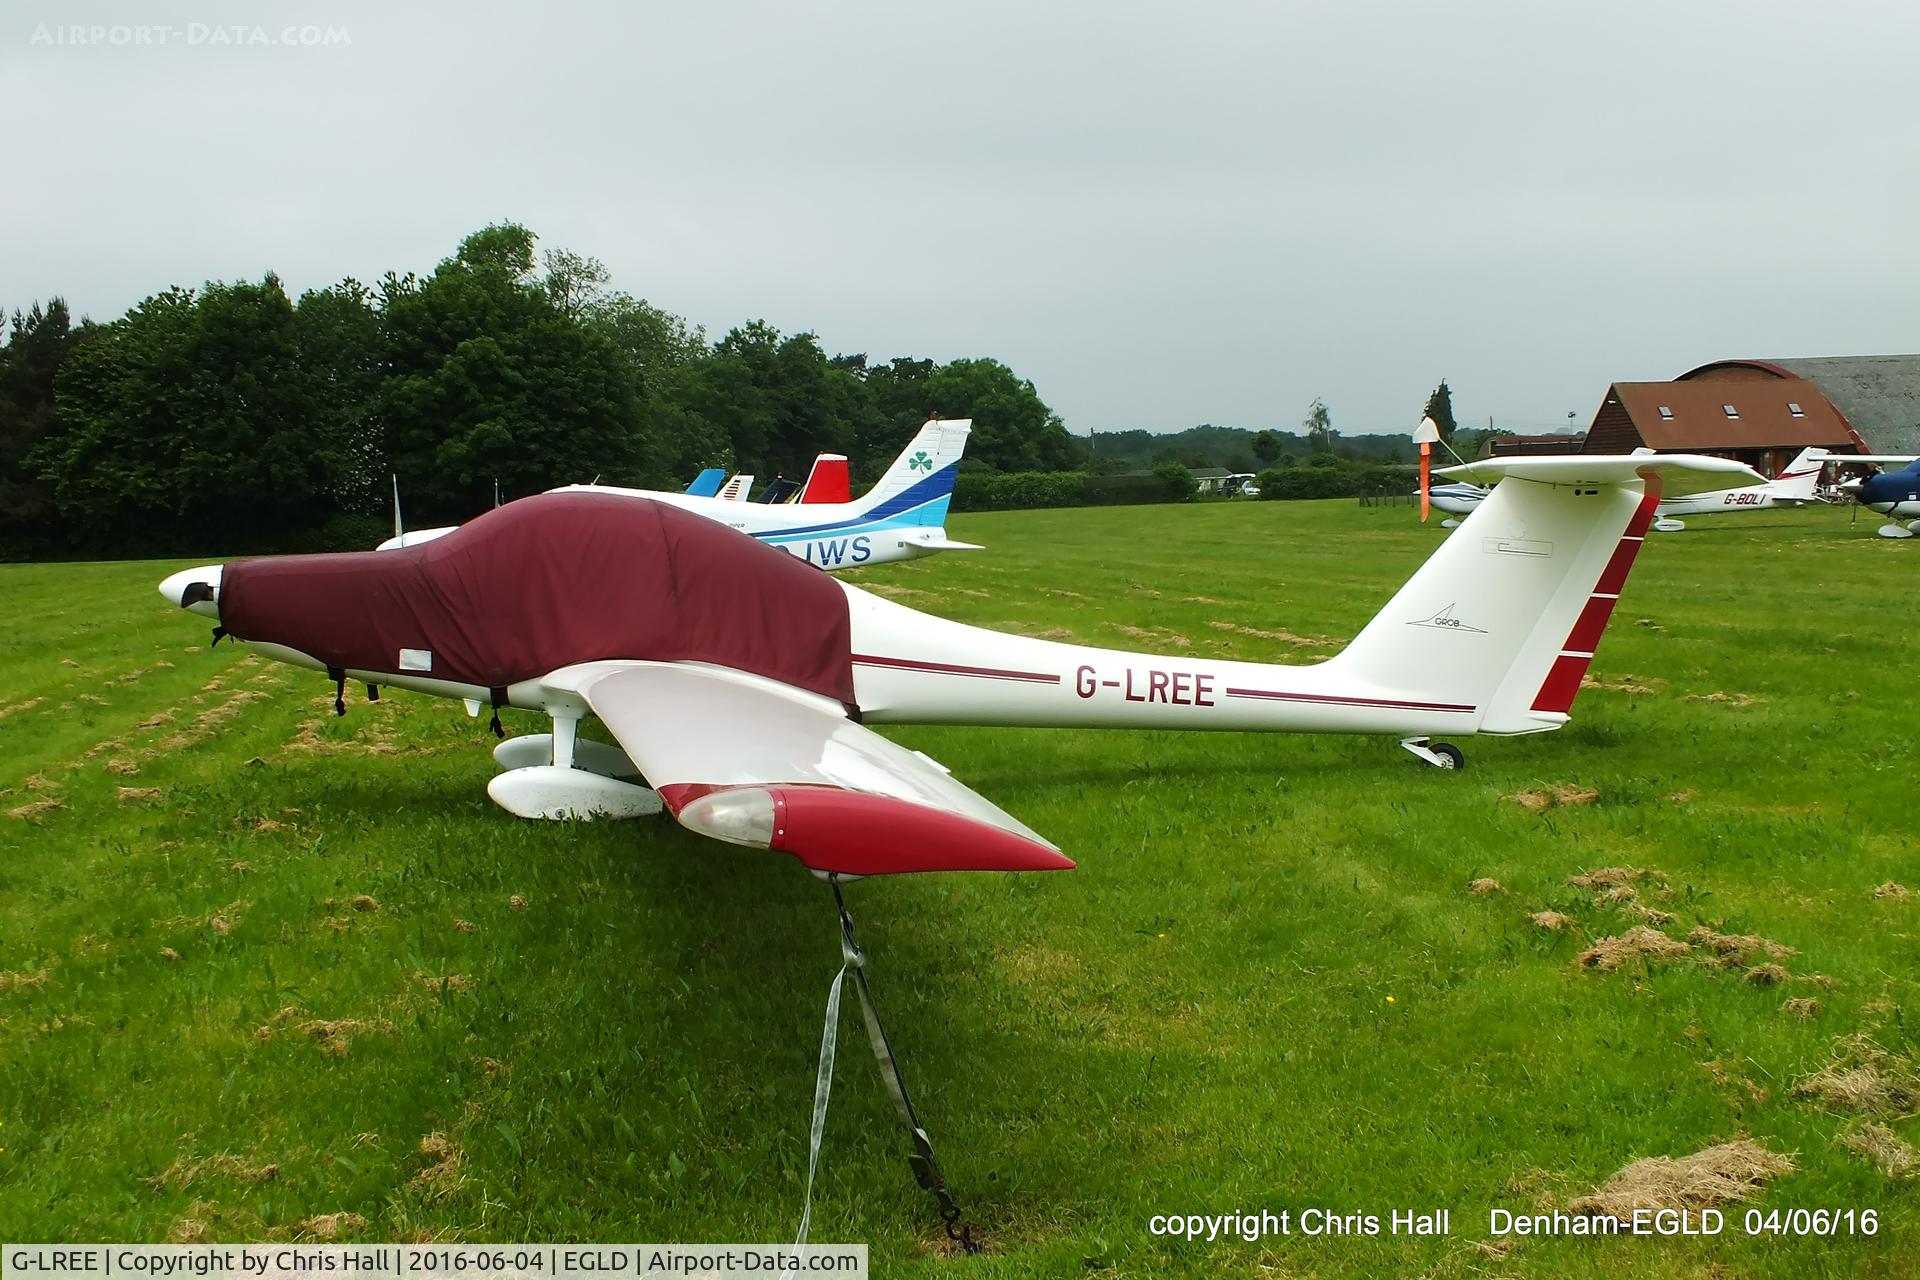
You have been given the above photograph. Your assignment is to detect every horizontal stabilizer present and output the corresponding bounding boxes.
[1812,452,1919,466]
[1440,453,1764,498]
[897,534,984,552]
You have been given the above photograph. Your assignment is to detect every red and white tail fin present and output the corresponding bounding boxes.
[1321,455,1764,735]
[798,453,851,504]
[1767,447,1826,502]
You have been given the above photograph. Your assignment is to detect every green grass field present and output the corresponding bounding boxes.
[1,499,1914,1277]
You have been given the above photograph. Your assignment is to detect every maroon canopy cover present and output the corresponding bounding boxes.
[219,493,856,704]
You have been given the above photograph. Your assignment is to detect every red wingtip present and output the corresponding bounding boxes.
[658,782,1071,875]
[770,787,1073,875]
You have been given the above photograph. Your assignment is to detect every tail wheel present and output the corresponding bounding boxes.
[1429,742,1465,770]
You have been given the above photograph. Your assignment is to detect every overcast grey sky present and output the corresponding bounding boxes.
[4,1,1916,437]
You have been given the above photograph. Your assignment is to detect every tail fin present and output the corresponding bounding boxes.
[716,473,755,502]
[1321,455,1763,735]
[684,467,726,497]
[799,453,851,504]
[1768,447,1825,501]
[847,419,972,527]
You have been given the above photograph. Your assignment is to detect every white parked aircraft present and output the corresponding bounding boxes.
[150,449,1761,1248]
[379,419,981,569]
[1426,447,1825,532]
[160,451,1761,866]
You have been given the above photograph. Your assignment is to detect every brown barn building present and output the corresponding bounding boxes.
[1580,354,1920,475]
[1683,355,1920,456]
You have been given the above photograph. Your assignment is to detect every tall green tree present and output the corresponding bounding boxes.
[1303,397,1337,455]
[1423,379,1458,442]
[377,224,648,521]
[36,278,357,546]
[916,358,1081,474]
[0,299,79,547]
[1251,429,1283,467]
[294,280,383,516]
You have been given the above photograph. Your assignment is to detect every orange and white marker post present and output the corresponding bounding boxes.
[1413,416,1441,522]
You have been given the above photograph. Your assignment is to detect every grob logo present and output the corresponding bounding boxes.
[1407,604,1487,634]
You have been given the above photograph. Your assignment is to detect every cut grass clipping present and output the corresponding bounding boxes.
[1569,1140,1795,1222]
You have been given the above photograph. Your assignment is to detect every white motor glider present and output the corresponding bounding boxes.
[378,419,982,569]
[160,451,1762,870]
[1426,447,1823,533]
[154,449,1759,1247]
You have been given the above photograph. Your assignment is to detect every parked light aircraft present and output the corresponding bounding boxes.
[1423,447,1824,532]
[376,419,981,569]
[798,453,850,504]
[159,452,1759,873]
[684,467,726,498]
[1428,480,1487,527]
[1815,453,1920,538]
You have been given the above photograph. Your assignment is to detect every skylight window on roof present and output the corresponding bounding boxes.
[1657,405,1674,419]
[1722,404,1740,419]
[1788,401,1804,417]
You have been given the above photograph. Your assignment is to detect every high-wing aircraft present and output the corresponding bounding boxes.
[1815,452,1920,538]
[1424,447,1824,532]
[159,453,1761,874]
[1428,480,1488,527]
[376,419,982,568]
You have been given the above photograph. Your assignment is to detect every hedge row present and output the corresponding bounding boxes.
[1253,461,1408,501]
[952,470,1195,511]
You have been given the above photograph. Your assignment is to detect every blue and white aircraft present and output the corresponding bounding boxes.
[1817,452,1920,539]
[379,419,980,570]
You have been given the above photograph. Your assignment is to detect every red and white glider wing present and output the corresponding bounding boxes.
[553,662,1071,877]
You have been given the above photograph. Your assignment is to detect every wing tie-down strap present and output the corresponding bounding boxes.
[788,876,981,1273]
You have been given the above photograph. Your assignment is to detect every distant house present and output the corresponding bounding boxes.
[1190,466,1234,495]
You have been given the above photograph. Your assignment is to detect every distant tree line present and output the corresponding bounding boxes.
[0,224,1081,557]
[0,223,1488,557]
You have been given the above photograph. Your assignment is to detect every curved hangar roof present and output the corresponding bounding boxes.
[1682,355,1920,455]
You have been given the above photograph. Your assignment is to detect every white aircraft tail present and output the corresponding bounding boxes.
[846,419,972,525]
[716,473,754,502]
[1765,447,1826,502]
[1320,455,1763,736]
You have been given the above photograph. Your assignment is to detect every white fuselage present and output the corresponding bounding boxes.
[841,586,1477,738]
[1653,486,1798,518]
[545,485,954,569]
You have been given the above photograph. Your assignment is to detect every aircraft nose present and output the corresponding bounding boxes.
[158,564,224,618]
